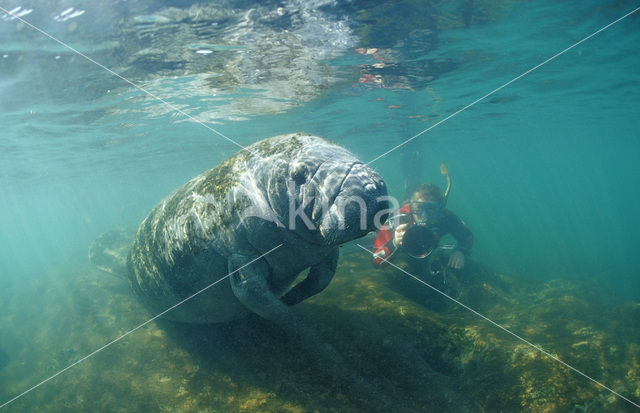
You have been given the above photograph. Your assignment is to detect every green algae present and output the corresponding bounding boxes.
[249,134,305,159]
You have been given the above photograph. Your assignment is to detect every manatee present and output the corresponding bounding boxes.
[92,133,391,407]
[125,133,388,324]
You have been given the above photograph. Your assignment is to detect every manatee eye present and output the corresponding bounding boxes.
[290,162,308,185]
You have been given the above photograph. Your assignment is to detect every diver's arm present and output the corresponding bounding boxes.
[372,225,398,265]
[444,210,473,255]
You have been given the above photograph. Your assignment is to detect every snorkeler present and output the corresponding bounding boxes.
[372,165,473,268]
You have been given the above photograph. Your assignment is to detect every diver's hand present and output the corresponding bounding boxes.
[448,250,465,269]
[393,224,408,247]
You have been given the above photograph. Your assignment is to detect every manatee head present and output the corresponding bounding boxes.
[244,133,389,246]
[311,159,389,245]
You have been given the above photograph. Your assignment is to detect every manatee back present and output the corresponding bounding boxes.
[125,153,253,322]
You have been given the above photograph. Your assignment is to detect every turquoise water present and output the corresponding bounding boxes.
[1,0,639,411]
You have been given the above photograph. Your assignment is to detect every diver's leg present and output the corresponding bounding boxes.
[281,247,338,306]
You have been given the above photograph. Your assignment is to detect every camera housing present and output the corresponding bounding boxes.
[402,224,437,259]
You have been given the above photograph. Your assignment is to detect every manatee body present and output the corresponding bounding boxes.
[127,133,388,324]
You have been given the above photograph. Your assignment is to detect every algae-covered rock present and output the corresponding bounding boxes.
[360,246,639,412]
[88,229,135,278]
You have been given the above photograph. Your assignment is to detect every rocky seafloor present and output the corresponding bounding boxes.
[0,244,638,412]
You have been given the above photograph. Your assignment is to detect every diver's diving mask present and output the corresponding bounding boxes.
[409,201,443,225]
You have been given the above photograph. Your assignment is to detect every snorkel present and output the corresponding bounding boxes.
[440,163,451,207]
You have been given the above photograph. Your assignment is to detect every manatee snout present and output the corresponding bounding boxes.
[320,163,389,244]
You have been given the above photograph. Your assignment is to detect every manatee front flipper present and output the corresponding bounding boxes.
[228,254,295,326]
[228,254,392,410]
[281,248,338,306]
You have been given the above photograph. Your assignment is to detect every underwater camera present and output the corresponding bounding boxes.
[389,213,438,259]
[403,224,437,259]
